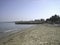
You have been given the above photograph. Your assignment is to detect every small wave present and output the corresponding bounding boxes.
[4,30,13,32]
[4,29,19,33]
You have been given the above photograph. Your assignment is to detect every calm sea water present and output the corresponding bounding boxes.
[0,22,34,38]
[0,22,33,33]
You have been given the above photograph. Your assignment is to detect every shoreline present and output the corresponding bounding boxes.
[0,24,35,39]
[0,25,36,44]
[0,24,60,45]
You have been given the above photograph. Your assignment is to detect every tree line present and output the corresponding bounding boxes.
[46,14,60,24]
[15,14,60,24]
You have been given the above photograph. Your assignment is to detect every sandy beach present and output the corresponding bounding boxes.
[0,24,60,45]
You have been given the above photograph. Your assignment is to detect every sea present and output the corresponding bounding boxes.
[0,22,34,38]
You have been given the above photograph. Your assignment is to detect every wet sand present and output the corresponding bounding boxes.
[0,24,60,45]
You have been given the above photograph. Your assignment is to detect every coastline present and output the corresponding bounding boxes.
[0,25,36,45]
[0,24,60,45]
[0,24,34,39]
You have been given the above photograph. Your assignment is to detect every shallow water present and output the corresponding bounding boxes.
[0,22,33,32]
[0,22,33,38]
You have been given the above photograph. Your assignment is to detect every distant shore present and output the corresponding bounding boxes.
[0,24,60,45]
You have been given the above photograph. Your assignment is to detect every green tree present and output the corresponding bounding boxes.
[46,14,60,24]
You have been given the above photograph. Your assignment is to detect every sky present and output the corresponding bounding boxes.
[0,0,60,22]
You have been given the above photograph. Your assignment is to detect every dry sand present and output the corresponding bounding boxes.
[0,24,60,45]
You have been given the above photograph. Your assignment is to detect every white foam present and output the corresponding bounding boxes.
[4,29,19,33]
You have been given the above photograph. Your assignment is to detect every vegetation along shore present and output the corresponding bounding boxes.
[15,14,60,24]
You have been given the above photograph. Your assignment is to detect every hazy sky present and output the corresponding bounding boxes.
[0,0,60,22]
